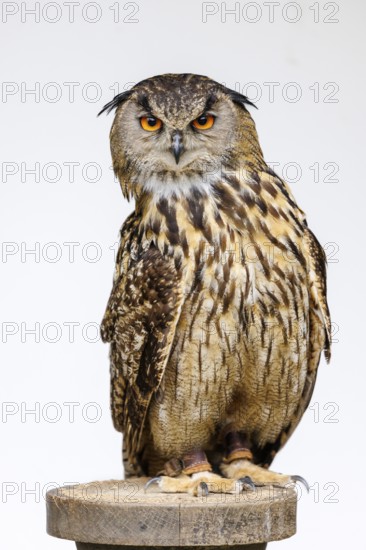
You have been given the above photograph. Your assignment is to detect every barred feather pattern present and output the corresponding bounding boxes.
[101,163,331,474]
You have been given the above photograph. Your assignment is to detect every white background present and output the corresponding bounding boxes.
[0,0,364,548]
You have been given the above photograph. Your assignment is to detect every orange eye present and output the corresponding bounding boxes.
[192,114,215,130]
[140,116,162,132]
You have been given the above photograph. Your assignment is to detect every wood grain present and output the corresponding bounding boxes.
[46,478,297,548]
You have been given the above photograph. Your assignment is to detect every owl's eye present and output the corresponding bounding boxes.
[192,114,215,130]
[140,116,162,132]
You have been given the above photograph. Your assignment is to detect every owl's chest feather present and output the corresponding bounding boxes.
[140,177,308,351]
[142,186,309,441]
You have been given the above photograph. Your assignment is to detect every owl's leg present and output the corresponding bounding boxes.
[145,449,254,495]
[220,431,309,490]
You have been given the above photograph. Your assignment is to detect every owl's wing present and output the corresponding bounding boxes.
[101,213,184,464]
[254,220,331,467]
[263,169,331,360]
[304,227,331,361]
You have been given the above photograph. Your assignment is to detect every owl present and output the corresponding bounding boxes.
[99,74,331,495]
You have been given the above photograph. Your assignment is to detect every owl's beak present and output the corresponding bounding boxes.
[171,131,184,164]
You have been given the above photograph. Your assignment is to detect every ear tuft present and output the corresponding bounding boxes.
[97,90,133,117]
[224,87,258,110]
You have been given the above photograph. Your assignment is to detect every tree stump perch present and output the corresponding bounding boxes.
[46,478,297,549]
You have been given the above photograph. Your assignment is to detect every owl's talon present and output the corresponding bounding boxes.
[291,475,310,493]
[239,475,256,490]
[144,477,162,491]
[198,481,209,497]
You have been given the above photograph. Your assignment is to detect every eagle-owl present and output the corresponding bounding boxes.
[100,74,331,494]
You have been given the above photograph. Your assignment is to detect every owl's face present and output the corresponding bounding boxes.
[100,74,259,198]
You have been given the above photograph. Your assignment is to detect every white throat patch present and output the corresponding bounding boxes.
[141,172,223,200]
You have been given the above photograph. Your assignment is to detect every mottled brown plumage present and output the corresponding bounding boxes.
[100,74,331,491]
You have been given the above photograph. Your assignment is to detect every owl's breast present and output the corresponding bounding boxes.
[160,231,309,438]
[179,229,309,342]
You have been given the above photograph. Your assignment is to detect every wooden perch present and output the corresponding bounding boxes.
[46,478,297,549]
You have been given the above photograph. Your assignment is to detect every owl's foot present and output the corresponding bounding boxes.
[220,458,309,491]
[220,430,308,490]
[144,449,254,495]
[145,471,255,496]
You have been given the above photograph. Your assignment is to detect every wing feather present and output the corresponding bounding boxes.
[254,221,331,467]
[101,214,184,468]
[304,227,331,361]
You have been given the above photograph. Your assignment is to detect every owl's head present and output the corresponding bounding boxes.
[99,74,262,200]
